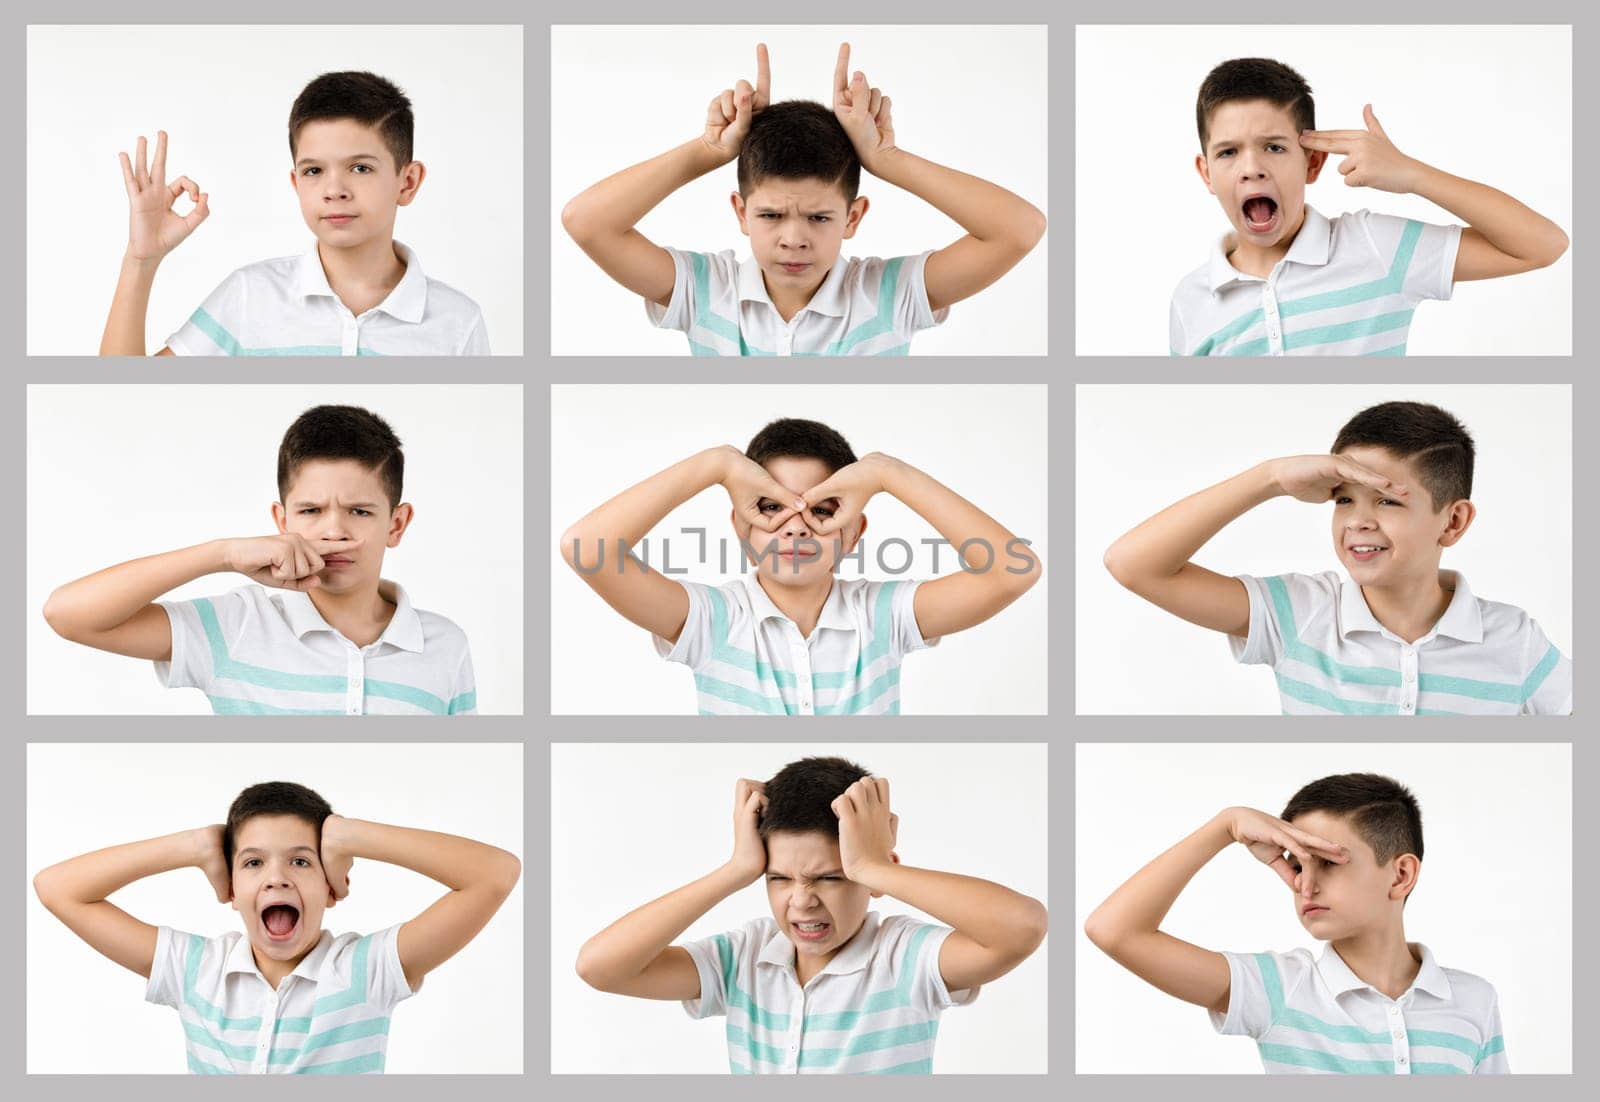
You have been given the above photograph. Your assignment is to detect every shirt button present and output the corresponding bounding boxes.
[1398,1055,1408,1065]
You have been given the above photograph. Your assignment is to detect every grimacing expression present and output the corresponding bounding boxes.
[731,455,866,589]
[1329,446,1465,589]
[763,830,874,964]
[274,458,408,596]
[290,118,422,251]
[230,814,335,965]
[1196,99,1326,253]
[732,177,868,299]
[1282,810,1416,942]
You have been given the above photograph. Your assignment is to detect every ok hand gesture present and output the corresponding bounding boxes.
[119,130,210,263]
[704,44,771,161]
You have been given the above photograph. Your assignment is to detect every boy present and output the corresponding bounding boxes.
[43,404,477,715]
[1084,773,1507,1075]
[1172,58,1568,356]
[559,417,1042,714]
[561,42,1046,355]
[102,71,489,356]
[1103,401,1571,714]
[576,756,1048,1073]
[32,781,521,1074]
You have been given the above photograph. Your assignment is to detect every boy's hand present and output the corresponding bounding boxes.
[799,451,897,537]
[1298,105,1422,194]
[320,814,353,901]
[703,43,771,162]
[1267,454,1408,505]
[221,534,361,591]
[717,446,808,534]
[192,825,231,904]
[832,43,897,172]
[119,130,210,263]
[1222,807,1347,890]
[727,779,769,886]
[832,777,898,881]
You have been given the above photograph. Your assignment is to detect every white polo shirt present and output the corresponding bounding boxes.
[645,247,948,355]
[156,581,477,716]
[681,912,976,1074]
[1170,207,1461,356]
[1229,570,1571,715]
[1210,944,1507,1075]
[166,240,490,356]
[652,573,938,715]
[146,923,418,1075]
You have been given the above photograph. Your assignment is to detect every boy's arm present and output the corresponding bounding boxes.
[832,45,1046,314]
[833,779,1047,994]
[802,452,1041,640]
[1102,455,1408,636]
[1299,105,1568,283]
[319,815,521,991]
[575,779,768,1000]
[42,535,354,661]
[32,826,231,979]
[1081,808,1346,1012]
[561,45,770,306]
[102,130,209,356]
[559,446,798,644]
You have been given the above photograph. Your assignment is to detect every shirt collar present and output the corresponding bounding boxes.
[736,254,850,318]
[757,911,880,977]
[279,579,426,652]
[740,573,857,634]
[223,929,335,983]
[1317,942,1453,1001]
[292,239,428,323]
[1337,570,1483,644]
[1207,204,1333,291]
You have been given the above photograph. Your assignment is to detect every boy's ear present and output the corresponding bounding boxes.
[842,196,869,240]
[731,192,750,236]
[1389,854,1420,902]
[1436,500,1476,548]
[1304,149,1328,184]
[396,161,427,207]
[1195,153,1216,196]
[271,501,289,534]
[387,502,415,549]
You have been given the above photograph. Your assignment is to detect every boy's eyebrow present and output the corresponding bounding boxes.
[291,499,380,508]
[753,206,841,215]
[236,845,318,858]
[768,868,846,878]
[295,153,382,167]
[1208,134,1295,154]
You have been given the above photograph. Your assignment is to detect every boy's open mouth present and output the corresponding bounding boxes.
[792,920,832,942]
[1346,544,1389,563]
[262,903,301,942]
[1241,195,1280,234]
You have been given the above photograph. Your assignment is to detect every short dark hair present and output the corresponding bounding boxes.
[1196,58,1315,153]
[1281,773,1423,865]
[289,71,414,171]
[759,756,870,839]
[1332,401,1475,511]
[737,100,861,202]
[277,404,405,509]
[745,418,858,477]
[223,781,334,869]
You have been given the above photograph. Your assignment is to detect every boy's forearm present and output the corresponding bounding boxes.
[1083,815,1231,948]
[561,447,726,570]
[325,817,520,894]
[577,862,748,986]
[1409,162,1569,265]
[562,138,730,242]
[868,148,1045,250]
[43,540,230,639]
[1104,462,1279,585]
[880,456,1039,589]
[100,253,163,356]
[848,861,1047,957]
[34,829,207,908]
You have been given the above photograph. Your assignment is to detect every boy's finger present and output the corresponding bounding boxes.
[879,95,893,124]
[834,43,851,93]
[1363,103,1387,138]
[756,43,770,102]
[119,151,136,194]
[185,193,211,230]
[720,89,736,122]
[135,135,148,184]
[153,129,168,184]
[868,88,882,116]
[1338,159,1356,176]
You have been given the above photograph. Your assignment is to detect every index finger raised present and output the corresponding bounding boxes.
[834,43,851,94]
[756,43,770,101]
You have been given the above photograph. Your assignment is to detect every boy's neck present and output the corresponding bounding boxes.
[753,570,834,639]
[1358,571,1454,645]
[250,942,312,990]
[316,237,407,316]
[760,267,829,324]
[792,919,865,986]
[1225,207,1306,280]
[1328,928,1421,1003]
[307,580,399,648]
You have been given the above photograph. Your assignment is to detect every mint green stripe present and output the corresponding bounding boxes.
[858,580,902,666]
[196,598,347,693]
[294,1051,385,1074]
[1519,642,1561,701]
[817,666,901,715]
[705,586,795,686]
[1258,1043,1401,1074]
[865,1058,935,1073]
[1277,1007,1389,1046]
[822,256,905,355]
[1276,673,1400,715]
[1477,1034,1505,1065]
[206,695,345,716]
[299,1016,390,1054]
[365,678,448,715]
[183,934,262,1030]
[1418,641,1558,705]
[184,1021,260,1060]
[447,689,477,714]
[1194,308,1265,356]
[1264,576,1400,687]
[710,935,791,1030]
[799,1020,939,1068]
[1282,308,1413,352]
[274,1016,313,1034]
[1253,952,1286,1020]
[187,1052,229,1074]
[1407,1029,1480,1058]
[687,253,767,355]
[694,673,787,714]
[309,935,370,1014]
[726,1024,788,1066]
[188,308,379,356]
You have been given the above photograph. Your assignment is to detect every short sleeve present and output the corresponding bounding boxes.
[166,270,248,355]
[1352,209,1461,304]
[886,251,950,334]
[459,312,491,355]
[651,579,718,670]
[1169,296,1188,356]
[449,644,479,715]
[1519,620,1572,716]
[365,924,422,1009]
[155,596,223,691]
[890,579,940,656]
[1228,574,1288,667]
[890,919,978,1013]
[145,925,194,1009]
[1474,997,1508,1073]
[645,248,741,337]
[680,922,762,1020]
[1209,950,1301,1038]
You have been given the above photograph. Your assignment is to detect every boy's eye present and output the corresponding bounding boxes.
[352,508,371,517]
[300,507,320,514]
[352,164,372,173]
[767,875,789,882]
[1217,149,1234,158]
[1267,144,1286,153]
[244,858,262,868]
[1333,496,1351,505]
[811,215,829,223]
[292,857,312,867]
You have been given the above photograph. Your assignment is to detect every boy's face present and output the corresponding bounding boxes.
[230,814,335,966]
[289,118,425,253]
[272,458,413,597]
[1329,446,1472,590]
[730,455,867,589]
[1283,810,1414,941]
[1195,99,1327,253]
[731,177,869,301]
[763,829,873,965]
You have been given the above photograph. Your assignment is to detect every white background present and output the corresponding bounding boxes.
[551,25,1048,355]
[1075,742,1572,1074]
[1075,25,1572,356]
[27,385,524,714]
[26,25,524,355]
[550,384,1048,714]
[1075,384,1572,715]
[27,742,523,1074]
[551,742,1049,1074]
